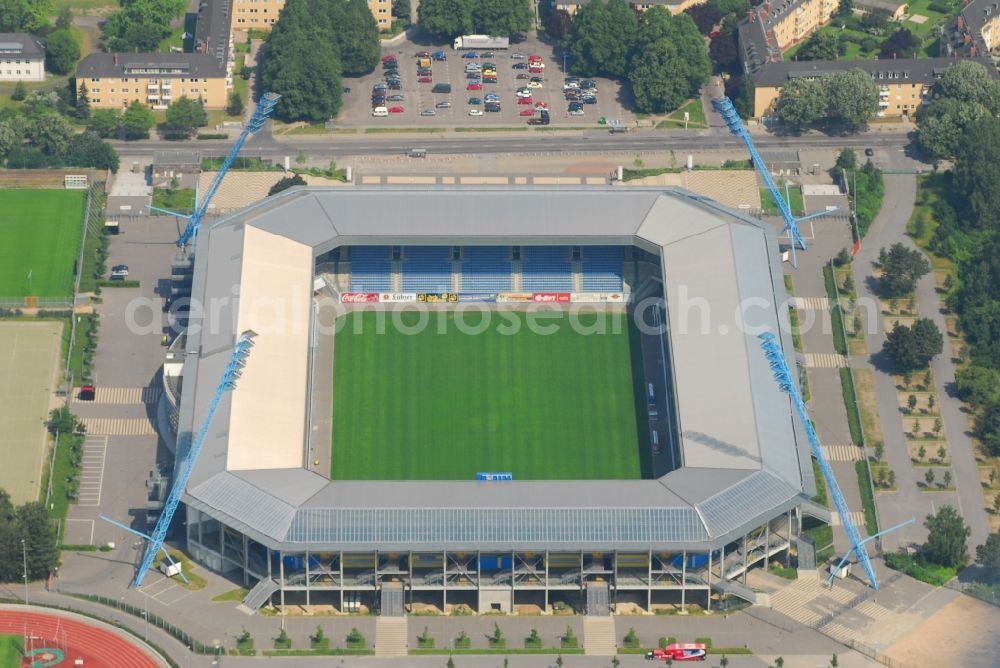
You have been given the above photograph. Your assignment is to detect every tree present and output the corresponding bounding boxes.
[917,97,989,160]
[907,394,918,412]
[335,0,381,76]
[27,112,73,156]
[938,60,997,106]
[934,417,943,436]
[473,0,533,37]
[874,441,884,461]
[11,80,27,102]
[0,119,21,157]
[825,68,878,129]
[709,30,740,74]
[417,0,473,38]
[775,658,785,668]
[953,117,1000,233]
[975,401,1000,457]
[879,27,919,59]
[796,31,840,61]
[836,148,857,171]
[391,0,409,18]
[120,101,155,140]
[268,173,307,196]
[917,443,926,462]
[943,470,952,488]
[66,131,119,171]
[87,108,120,138]
[861,8,890,32]
[711,0,747,12]
[44,29,79,75]
[629,40,690,114]
[546,8,573,40]
[76,81,90,120]
[101,0,184,52]
[879,243,931,297]
[775,77,826,130]
[888,469,896,487]
[830,654,838,668]
[923,505,970,568]
[226,91,244,117]
[925,468,935,486]
[446,657,455,668]
[164,96,207,138]
[15,502,59,580]
[0,0,53,32]
[55,5,72,29]
[684,4,723,35]
[564,0,638,79]
[883,318,944,372]
[977,532,1000,567]
[262,25,343,122]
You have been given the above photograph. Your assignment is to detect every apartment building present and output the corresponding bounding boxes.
[751,58,985,119]
[738,0,838,73]
[942,0,1000,58]
[0,33,46,82]
[75,53,228,110]
[231,0,392,31]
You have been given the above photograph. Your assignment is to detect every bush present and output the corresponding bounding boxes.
[454,631,471,649]
[623,628,640,649]
[274,628,291,650]
[345,627,365,650]
[840,368,863,445]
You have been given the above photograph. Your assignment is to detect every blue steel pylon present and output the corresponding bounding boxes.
[758,331,880,589]
[130,330,258,588]
[711,96,837,267]
[150,92,281,249]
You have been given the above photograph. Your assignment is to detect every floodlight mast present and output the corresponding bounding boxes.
[711,96,836,267]
[130,330,258,588]
[758,332,880,589]
[148,93,281,249]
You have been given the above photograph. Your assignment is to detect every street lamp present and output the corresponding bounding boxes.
[21,539,28,605]
[143,593,149,642]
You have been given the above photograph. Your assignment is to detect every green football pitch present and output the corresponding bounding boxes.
[331,310,650,481]
[0,634,22,667]
[0,189,86,300]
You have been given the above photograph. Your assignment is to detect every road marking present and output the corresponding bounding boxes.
[89,387,162,405]
[791,296,830,310]
[65,518,95,546]
[76,436,108,507]
[804,353,849,368]
[823,445,863,462]
[831,511,867,528]
[81,418,157,436]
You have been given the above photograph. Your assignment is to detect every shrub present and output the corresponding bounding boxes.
[623,628,640,649]
[345,627,365,649]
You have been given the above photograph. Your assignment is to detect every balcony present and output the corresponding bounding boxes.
[147,83,159,92]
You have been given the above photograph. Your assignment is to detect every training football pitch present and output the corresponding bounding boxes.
[331,310,648,481]
[0,189,86,300]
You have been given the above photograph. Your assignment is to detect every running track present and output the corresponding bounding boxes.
[0,608,161,668]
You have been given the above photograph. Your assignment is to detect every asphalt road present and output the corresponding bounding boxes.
[110,127,916,158]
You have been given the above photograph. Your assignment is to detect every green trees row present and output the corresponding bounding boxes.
[0,0,53,33]
[0,94,118,171]
[418,0,533,40]
[0,488,59,582]
[260,0,379,122]
[562,2,710,114]
[775,68,879,130]
[917,61,1000,161]
[102,0,188,52]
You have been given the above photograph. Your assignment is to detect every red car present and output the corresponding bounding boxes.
[418,76,433,83]
[534,102,549,110]
[467,82,483,90]
[415,51,430,58]
[388,105,404,113]
[517,96,533,104]
[529,66,544,74]
[529,54,543,62]
[519,109,535,116]
[381,54,397,63]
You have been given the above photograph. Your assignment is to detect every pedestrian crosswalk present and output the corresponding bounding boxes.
[791,296,831,310]
[768,577,859,626]
[77,435,108,507]
[81,417,157,436]
[823,444,863,462]
[831,511,867,528]
[89,387,162,405]
[820,601,894,644]
[804,353,849,368]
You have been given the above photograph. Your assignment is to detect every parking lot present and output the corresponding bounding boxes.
[338,32,635,128]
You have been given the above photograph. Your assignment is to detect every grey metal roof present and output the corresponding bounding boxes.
[753,57,993,88]
[0,34,44,58]
[180,186,807,552]
[76,52,226,79]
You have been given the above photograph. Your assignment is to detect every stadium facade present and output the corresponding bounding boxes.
[164,186,822,615]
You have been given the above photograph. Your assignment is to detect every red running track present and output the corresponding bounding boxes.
[0,610,161,668]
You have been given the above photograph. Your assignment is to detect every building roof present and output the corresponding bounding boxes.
[154,150,202,168]
[0,33,44,58]
[853,0,907,13]
[179,187,810,552]
[194,0,232,73]
[753,56,990,87]
[76,52,226,79]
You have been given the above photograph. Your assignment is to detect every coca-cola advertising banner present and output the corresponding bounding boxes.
[340,292,380,303]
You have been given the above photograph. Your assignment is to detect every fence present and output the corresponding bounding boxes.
[945,575,1000,608]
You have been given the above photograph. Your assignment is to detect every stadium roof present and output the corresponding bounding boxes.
[179,186,811,551]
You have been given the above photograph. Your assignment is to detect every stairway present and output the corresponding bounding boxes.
[375,616,408,657]
[583,616,617,656]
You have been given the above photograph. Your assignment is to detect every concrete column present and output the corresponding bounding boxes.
[743,533,748,585]
[242,534,249,587]
[305,550,311,606]
[764,522,771,570]
[705,549,711,613]
[681,550,687,612]
[279,552,285,610]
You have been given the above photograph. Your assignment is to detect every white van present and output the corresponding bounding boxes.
[372,106,389,117]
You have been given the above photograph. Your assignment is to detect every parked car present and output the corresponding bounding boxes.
[431,50,447,60]
[519,109,535,116]
[432,83,451,93]
[381,54,397,63]
[387,82,401,90]
[343,86,351,93]
[436,100,452,109]
[569,101,583,111]
[373,83,387,91]
[485,103,501,112]
[527,79,543,88]
[467,72,481,79]
[79,384,96,401]
[483,77,498,84]
[372,96,386,106]
[469,108,484,116]
[110,264,129,279]
[372,106,388,117]
[511,51,526,59]
[468,97,482,104]
[388,94,405,102]
[529,54,543,62]
[518,96,533,104]
[415,51,431,58]
[569,108,585,116]
[865,147,874,156]
[420,108,436,116]
[467,82,483,90]
[582,95,597,104]
[482,52,495,58]
[534,102,549,110]
[417,68,432,76]
[516,87,531,97]
[528,66,544,74]
[516,73,529,79]
[389,105,404,113]
[512,62,528,69]
[462,51,479,59]
[418,76,433,83]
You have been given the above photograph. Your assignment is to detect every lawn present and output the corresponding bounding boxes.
[0,189,86,300]
[0,635,22,667]
[151,187,196,215]
[331,310,647,480]
[759,184,804,216]
[656,99,707,129]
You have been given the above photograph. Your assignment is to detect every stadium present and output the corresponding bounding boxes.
[163,185,818,615]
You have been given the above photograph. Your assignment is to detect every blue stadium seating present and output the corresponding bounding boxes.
[349,246,393,292]
[521,246,573,291]
[401,246,453,293]
[461,246,512,292]
[581,246,624,292]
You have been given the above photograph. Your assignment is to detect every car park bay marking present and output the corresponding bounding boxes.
[80,418,157,436]
[76,436,108,507]
[823,444,863,462]
[803,353,849,368]
[89,387,163,405]
[790,296,830,310]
